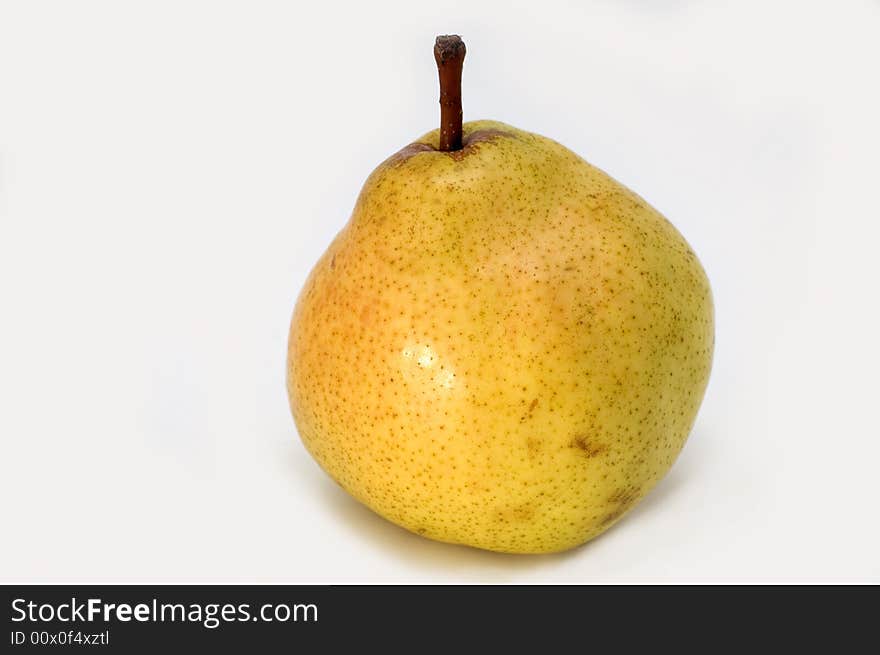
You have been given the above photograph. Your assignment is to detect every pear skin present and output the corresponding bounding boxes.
[287,119,713,554]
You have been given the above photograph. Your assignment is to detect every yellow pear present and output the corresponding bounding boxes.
[287,36,713,554]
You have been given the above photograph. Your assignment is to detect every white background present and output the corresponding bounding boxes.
[2,1,879,583]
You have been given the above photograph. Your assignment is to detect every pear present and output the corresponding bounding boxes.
[287,36,713,554]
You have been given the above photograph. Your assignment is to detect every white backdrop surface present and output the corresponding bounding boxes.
[1,1,878,583]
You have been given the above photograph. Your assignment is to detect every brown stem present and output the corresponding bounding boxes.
[434,35,466,151]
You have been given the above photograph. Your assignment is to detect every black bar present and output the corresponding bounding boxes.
[2,585,878,651]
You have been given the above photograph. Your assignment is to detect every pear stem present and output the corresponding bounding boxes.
[434,35,466,151]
